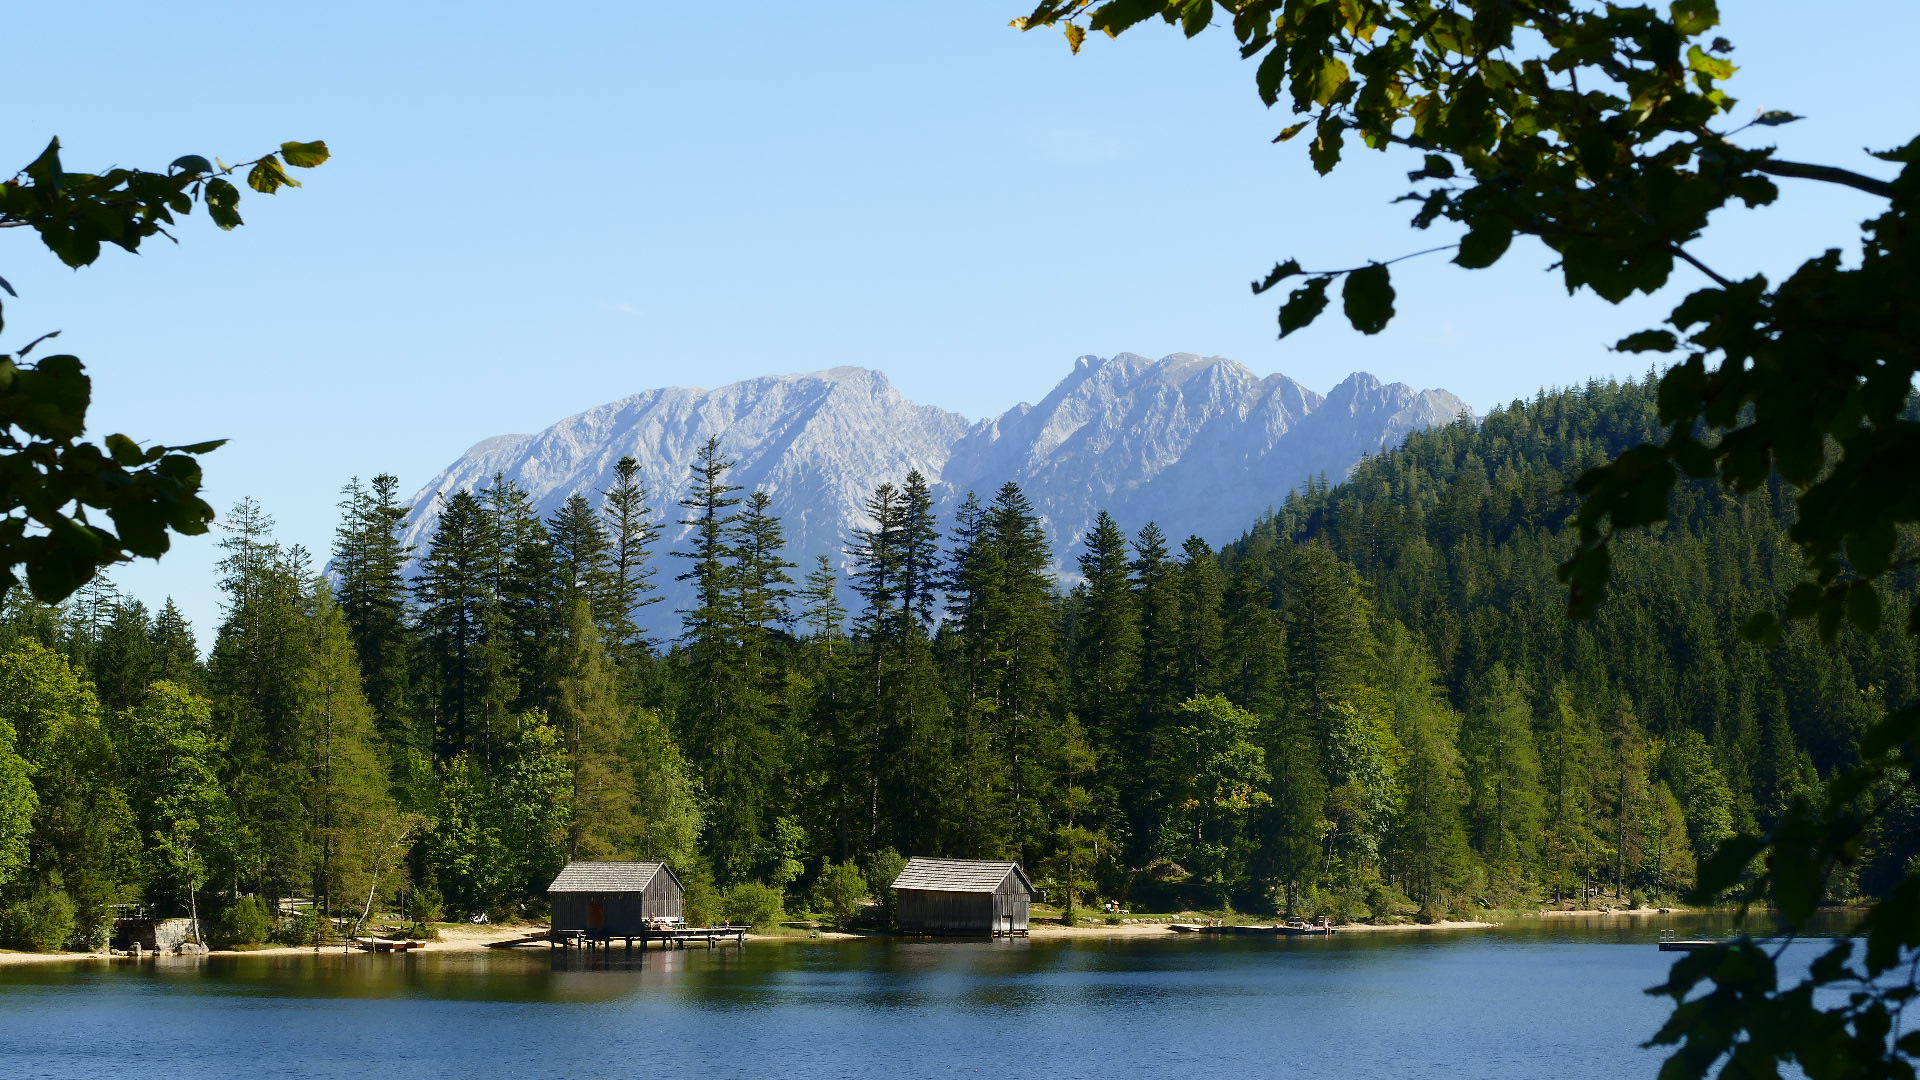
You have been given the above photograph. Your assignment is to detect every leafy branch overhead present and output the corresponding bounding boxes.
[1012,1,1913,630]
[0,138,328,602]
[1015,2,1917,1076]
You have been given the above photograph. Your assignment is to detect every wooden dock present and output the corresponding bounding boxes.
[1168,922,1338,937]
[353,937,428,953]
[547,925,748,951]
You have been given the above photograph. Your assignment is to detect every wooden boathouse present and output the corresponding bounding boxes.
[892,858,1037,937]
[548,861,684,940]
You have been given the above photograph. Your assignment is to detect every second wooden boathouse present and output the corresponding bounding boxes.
[548,861,684,939]
[892,858,1037,936]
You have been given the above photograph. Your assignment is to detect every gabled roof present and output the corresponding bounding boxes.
[891,857,1035,896]
[547,861,680,894]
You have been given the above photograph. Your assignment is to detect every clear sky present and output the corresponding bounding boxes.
[5,0,1914,646]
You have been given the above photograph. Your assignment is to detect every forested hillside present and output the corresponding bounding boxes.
[0,378,1909,951]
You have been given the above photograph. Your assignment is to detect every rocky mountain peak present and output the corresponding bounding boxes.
[399,354,1472,637]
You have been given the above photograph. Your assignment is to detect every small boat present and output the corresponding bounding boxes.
[1168,923,1207,933]
[1657,930,1723,952]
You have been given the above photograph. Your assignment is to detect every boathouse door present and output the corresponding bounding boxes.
[587,899,606,930]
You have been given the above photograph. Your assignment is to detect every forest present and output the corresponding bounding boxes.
[0,373,1911,950]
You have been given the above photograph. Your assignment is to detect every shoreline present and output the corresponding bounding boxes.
[7,907,1760,965]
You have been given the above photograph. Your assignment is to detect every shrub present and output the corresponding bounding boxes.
[405,883,444,927]
[273,910,323,946]
[0,881,76,952]
[720,881,785,929]
[209,896,272,948]
[812,859,868,929]
[860,848,907,920]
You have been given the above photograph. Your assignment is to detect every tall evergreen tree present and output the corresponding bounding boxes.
[1172,537,1227,698]
[294,583,400,921]
[600,455,663,654]
[413,490,516,765]
[332,474,417,752]
[552,596,638,860]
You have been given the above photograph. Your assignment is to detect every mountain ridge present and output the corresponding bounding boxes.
[397,354,1470,634]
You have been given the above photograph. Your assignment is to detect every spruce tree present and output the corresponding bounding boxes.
[294,582,400,922]
[1175,536,1226,699]
[148,600,202,689]
[332,474,417,753]
[413,489,516,765]
[600,455,663,655]
[552,596,638,860]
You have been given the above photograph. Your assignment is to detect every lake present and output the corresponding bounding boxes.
[0,917,1841,1079]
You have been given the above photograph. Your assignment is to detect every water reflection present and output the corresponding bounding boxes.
[0,917,1857,1080]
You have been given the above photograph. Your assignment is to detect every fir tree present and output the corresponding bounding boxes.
[600,455,663,654]
[332,474,417,752]
[552,596,638,860]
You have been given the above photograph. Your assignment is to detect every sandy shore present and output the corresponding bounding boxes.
[1023,918,1497,938]
[0,917,1508,965]
[0,923,542,966]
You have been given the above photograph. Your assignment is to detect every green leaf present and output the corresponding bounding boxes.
[1687,44,1735,80]
[1313,57,1350,106]
[246,155,298,194]
[1278,277,1331,338]
[1341,263,1394,334]
[169,154,213,175]
[103,433,146,467]
[1669,0,1719,36]
[1846,582,1882,635]
[204,178,243,230]
[1252,259,1304,295]
[1180,0,1210,37]
[1454,226,1511,269]
[1088,0,1161,36]
[1273,119,1310,143]
[1310,120,1345,175]
[1753,111,1801,127]
[1740,611,1781,645]
[1616,330,1678,353]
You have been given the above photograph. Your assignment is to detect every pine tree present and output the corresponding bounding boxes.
[207,498,315,900]
[549,494,617,631]
[1072,511,1140,748]
[294,582,400,922]
[552,596,638,860]
[90,598,154,718]
[147,600,202,689]
[600,455,664,655]
[1175,536,1226,700]
[1459,665,1545,900]
[332,474,417,753]
[943,482,1060,861]
[1131,522,1181,718]
[413,490,516,765]
[484,476,562,713]
[670,438,774,884]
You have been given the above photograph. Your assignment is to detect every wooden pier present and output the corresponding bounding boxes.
[547,925,748,951]
[353,937,428,953]
[1169,922,1337,936]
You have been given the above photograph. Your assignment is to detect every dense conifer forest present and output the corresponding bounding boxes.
[0,375,1910,950]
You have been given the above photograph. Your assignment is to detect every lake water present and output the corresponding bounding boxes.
[0,916,1846,1080]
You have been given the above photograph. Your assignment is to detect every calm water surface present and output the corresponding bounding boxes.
[0,915,1847,1079]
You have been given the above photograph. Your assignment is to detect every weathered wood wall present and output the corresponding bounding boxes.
[897,884,1029,935]
[551,876,683,934]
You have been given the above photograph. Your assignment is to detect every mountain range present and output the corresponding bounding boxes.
[398,353,1470,634]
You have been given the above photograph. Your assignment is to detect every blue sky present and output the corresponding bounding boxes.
[6,1,1914,644]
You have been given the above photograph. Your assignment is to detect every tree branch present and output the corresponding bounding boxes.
[1751,158,1896,200]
